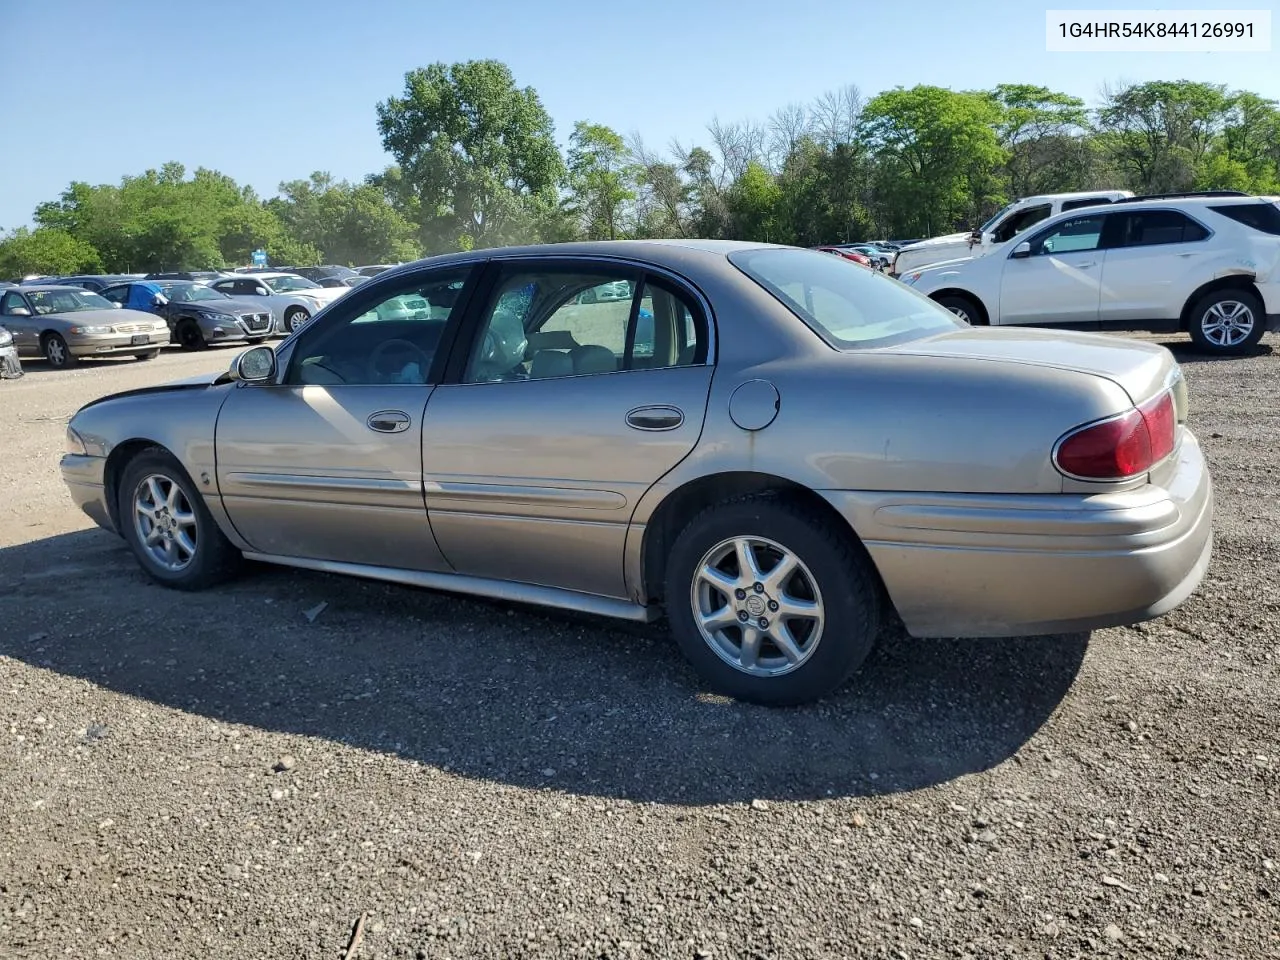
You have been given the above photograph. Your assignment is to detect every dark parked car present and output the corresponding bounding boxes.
[145,271,231,283]
[101,280,274,350]
[283,265,360,284]
[55,274,145,293]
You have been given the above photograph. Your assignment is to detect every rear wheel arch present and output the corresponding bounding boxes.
[929,289,989,325]
[639,471,886,606]
[1178,275,1260,331]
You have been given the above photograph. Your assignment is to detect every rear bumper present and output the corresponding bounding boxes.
[820,431,1213,638]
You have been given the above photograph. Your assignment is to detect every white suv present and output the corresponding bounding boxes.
[890,190,1133,277]
[901,193,1280,355]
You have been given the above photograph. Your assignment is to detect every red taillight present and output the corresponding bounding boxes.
[1054,390,1177,481]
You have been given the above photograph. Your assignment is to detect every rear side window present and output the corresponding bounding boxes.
[1209,202,1280,236]
[729,247,963,350]
[1061,196,1116,212]
[1108,210,1210,247]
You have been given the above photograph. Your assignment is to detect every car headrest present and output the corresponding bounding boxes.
[530,349,573,379]
[572,345,616,375]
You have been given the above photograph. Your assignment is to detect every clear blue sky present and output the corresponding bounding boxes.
[2,0,1277,229]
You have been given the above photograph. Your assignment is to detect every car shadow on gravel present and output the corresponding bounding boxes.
[1160,341,1274,364]
[0,529,1089,805]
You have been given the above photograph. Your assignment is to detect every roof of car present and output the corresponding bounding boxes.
[391,239,780,272]
[12,284,91,293]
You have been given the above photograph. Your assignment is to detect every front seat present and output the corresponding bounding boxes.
[530,349,573,379]
[571,344,616,375]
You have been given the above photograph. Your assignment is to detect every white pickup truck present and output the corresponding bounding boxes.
[890,190,1134,277]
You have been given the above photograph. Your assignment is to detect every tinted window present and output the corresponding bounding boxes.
[1,292,27,314]
[992,204,1052,243]
[1026,213,1107,255]
[1061,196,1116,212]
[287,269,471,386]
[101,284,129,304]
[1110,210,1210,247]
[730,248,962,350]
[1209,202,1280,236]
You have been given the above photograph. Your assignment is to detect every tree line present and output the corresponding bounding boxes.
[3,60,1278,278]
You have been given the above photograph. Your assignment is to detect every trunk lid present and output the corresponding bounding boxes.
[882,326,1181,409]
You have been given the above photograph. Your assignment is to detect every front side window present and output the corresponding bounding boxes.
[286,268,472,387]
[730,248,962,350]
[101,284,128,305]
[992,204,1053,243]
[1109,210,1210,247]
[1061,196,1117,212]
[1,292,28,314]
[1025,214,1107,256]
[462,267,706,384]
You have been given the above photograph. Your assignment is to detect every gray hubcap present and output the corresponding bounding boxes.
[133,474,198,571]
[690,536,825,678]
[1201,300,1254,347]
[946,305,970,323]
[46,339,65,364]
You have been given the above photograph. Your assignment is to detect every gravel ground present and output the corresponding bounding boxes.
[1,337,1278,959]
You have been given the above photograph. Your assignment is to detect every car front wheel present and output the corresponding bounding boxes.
[664,496,881,706]
[283,307,308,333]
[117,448,242,590]
[1188,288,1265,355]
[43,333,76,368]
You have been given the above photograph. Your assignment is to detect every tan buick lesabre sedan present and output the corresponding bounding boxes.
[59,241,1213,705]
[2,285,170,367]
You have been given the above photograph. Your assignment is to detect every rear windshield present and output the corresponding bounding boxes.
[1209,202,1280,236]
[729,247,964,349]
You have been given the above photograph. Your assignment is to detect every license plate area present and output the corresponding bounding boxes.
[131,334,149,345]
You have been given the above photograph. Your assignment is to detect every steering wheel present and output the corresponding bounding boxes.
[368,338,432,383]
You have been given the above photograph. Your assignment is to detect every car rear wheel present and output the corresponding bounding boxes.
[1188,289,1265,355]
[176,320,206,351]
[117,448,242,590]
[664,496,881,706]
[934,294,983,325]
[43,333,76,368]
[283,307,309,333]
[134,350,160,360]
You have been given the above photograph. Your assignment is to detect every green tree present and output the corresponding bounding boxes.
[565,121,637,240]
[990,84,1093,196]
[1095,80,1235,193]
[858,86,1007,236]
[0,227,102,277]
[726,161,782,241]
[376,59,565,251]
[270,172,421,264]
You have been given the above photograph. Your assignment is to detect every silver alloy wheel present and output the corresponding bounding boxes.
[133,474,198,572]
[946,305,970,323]
[1201,300,1255,347]
[45,337,66,365]
[690,536,825,678]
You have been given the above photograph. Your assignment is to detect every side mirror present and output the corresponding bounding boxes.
[230,344,276,383]
[7,306,31,317]
[152,294,169,308]
[254,287,270,296]
[113,302,124,309]
[1011,241,1032,259]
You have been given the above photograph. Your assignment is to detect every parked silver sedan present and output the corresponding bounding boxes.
[2,286,170,368]
[208,273,347,335]
[59,241,1213,705]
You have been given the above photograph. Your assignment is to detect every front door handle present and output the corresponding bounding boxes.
[367,410,411,433]
[626,405,685,431]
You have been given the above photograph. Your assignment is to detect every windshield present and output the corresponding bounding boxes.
[978,201,1019,234]
[266,275,322,293]
[729,248,964,349]
[161,282,228,303]
[27,289,115,314]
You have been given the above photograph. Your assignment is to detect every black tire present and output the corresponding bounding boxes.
[934,294,983,325]
[176,319,206,351]
[663,495,881,706]
[134,350,160,360]
[43,333,77,368]
[248,337,267,345]
[1187,288,1265,355]
[116,447,242,590]
[283,307,308,333]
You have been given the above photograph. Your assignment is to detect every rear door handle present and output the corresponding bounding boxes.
[626,405,685,431]
[367,410,411,433]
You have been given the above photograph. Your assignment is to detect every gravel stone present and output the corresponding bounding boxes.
[1,337,1278,957]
